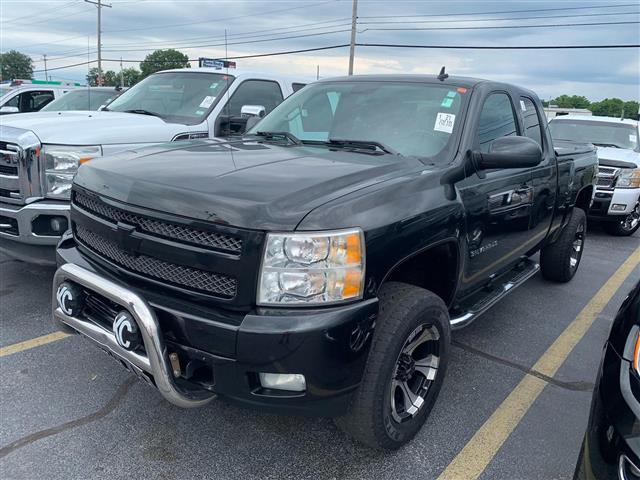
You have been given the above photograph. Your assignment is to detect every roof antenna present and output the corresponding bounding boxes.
[437,66,448,81]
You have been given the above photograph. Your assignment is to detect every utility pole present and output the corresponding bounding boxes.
[120,57,124,86]
[43,54,48,81]
[85,0,112,85]
[348,0,358,75]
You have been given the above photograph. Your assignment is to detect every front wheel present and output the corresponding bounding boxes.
[335,282,450,450]
[540,207,586,283]
[604,203,640,236]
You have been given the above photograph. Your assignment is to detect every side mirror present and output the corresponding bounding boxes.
[0,106,19,114]
[240,105,266,118]
[473,136,542,170]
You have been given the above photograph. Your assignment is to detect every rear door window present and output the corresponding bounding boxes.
[223,80,284,117]
[520,97,543,149]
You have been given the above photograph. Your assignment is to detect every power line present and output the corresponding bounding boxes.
[356,42,640,50]
[362,20,640,33]
[0,1,78,23]
[103,0,339,33]
[358,3,640,19]
[33,60,96,73]
[358,10,640,25]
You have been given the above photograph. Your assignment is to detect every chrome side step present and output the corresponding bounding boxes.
[450,259,540,330]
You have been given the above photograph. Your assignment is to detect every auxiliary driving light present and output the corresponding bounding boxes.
[611,204,627,211]
[259,373,306,392]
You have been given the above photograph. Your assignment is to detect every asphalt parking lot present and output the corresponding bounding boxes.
[0,225,638,480]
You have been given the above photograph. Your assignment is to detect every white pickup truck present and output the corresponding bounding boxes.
[0,68,308,264]
[549,115,640,236]
[0,79,80,114]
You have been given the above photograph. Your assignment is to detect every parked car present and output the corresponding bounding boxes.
[0,69,307,264]
[52,74,597,450]
[40,87,124,112]
[549,115,640,236]
[0,79,80,114]
[574,280,640,480]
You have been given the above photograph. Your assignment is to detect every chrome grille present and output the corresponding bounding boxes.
[596,166,618,189]
[0,142,21,202]
[73,191,242,254]
[75,225,238,298]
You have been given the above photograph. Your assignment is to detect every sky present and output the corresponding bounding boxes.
[0,0,638,101]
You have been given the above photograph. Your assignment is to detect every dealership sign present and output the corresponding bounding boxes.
[199,58,237,69]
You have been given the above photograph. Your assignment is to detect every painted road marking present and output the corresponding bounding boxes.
[0,332,70,358]
[438,245,640,480]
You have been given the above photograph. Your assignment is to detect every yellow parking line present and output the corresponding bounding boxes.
[438,245,640,480]
[0,331,70,358]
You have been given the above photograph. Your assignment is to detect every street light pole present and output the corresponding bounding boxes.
[348,0,358,75]
[43,54,48,81]
[85,0,112,85]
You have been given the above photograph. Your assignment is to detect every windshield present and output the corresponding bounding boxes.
[250,81,466,160]
[549,119,639,150]
[106,72,233,125]
[0,86,13,97]
[41,89,119,111]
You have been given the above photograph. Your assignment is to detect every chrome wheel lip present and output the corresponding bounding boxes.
[390,324,440,424]
[620,204,640,232]
[569,222,585,270]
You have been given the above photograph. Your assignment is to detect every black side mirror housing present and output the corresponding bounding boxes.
[473,136,543,170]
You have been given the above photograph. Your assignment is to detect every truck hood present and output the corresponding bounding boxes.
[74,140,426,230]
[0,111,195,145]
[596,146,640,168]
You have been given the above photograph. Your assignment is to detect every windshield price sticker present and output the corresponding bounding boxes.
[630,134,637,143]
[199,96,216,108]
[434,113,455,133]
[520,100,527,111]
[446,91,457,98]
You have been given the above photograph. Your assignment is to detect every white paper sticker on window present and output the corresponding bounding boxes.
[630,134,637,142]
[434,112,455,134]
[520,100,526,111]
[199,96,216,108]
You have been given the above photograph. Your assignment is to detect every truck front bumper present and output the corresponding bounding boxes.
[0,200,69,265]
[589,188,640,221]
[53,243,378,416]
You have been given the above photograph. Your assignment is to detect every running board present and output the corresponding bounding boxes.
[450,259,540,330]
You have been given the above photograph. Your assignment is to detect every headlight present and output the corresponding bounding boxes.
[43,144,102,199]
[258,228,365,306]
[616,168,640,189]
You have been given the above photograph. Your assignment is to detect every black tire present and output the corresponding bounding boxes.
[335,282,450,450]
[603,203,640,236]
[541,207,586,283]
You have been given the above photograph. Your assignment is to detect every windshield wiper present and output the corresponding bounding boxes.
[123,109,163,118]
[254,131,302,145]
[592,142,621,149]
[327,139,400,155]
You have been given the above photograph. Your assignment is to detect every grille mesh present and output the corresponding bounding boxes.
[73,191,242,254]
[75,225,237,298]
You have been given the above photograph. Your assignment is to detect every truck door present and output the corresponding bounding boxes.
[519,95,557,249]
[457,91,536,295]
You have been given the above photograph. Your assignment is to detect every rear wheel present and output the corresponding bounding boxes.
[335,282,450,450]
[603,203,640,236]
[541,207,586,283]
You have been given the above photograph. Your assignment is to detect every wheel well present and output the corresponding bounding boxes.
[383,242,459,306]
[575,186,594,211]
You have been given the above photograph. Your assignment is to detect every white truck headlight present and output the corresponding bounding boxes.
[617,168,640,189]
[43,144,102,199]
[258,228,365,306]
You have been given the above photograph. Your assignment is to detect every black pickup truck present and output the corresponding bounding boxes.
[52,74,597,450]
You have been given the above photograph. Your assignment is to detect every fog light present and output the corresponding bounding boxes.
[50,216,68,233]
[259,373,306,392]
[611,204,627,211]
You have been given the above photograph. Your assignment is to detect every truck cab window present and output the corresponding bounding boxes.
[520,97,543,149]
[224,80,284,117]
[477,93,518,153]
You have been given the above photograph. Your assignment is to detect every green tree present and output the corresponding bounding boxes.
[120,67,140,87]
[86,68,118,86]
[589,98,625,118]
[550,94,590,109]
[140,49,189,78]
[0,50,34,80]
